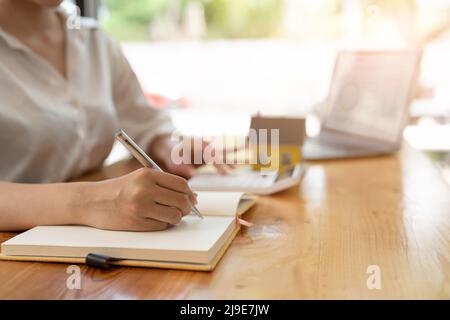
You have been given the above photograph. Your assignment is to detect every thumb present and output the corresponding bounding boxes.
[169,164,196,179]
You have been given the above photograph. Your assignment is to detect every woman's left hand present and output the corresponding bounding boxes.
[148,134,232,179]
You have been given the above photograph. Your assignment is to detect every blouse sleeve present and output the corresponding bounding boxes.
[106,33,175,150]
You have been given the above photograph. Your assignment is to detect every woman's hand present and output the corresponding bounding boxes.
[149,134,233,179]
[79,168,197,231]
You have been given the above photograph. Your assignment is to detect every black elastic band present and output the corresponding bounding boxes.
[85,253,118,270]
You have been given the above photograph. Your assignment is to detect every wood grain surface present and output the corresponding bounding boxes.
[0,144,448,299]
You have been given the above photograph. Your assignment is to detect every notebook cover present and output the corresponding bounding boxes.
[0,225,241,272]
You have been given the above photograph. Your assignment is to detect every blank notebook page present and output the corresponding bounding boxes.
[195,192,244,216]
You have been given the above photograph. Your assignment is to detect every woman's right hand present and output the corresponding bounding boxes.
[79,168,198,231]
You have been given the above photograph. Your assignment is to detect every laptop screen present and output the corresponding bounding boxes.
[322,50,421,145]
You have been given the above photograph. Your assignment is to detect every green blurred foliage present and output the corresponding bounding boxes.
[202,0,282,38]
[101,0,168,41]
[100,0,440,42]
[100,0,282,41]
[103,0,167,24]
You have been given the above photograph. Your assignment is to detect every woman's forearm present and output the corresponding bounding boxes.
[0,168,196,232]
[0,182,87,231]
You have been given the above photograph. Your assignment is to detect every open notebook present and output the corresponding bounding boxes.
[0,192,256,271]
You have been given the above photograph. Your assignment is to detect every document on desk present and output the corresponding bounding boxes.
[0,192,256,271]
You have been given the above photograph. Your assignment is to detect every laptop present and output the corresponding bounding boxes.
[303,50,422,160]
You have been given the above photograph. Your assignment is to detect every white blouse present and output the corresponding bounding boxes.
[0,11,174,183]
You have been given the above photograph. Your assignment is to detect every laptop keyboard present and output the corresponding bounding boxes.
[189,172,277,189]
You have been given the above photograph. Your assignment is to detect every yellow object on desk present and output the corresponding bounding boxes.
[250,115,305,171]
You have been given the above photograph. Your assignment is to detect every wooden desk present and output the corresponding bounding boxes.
[0,144,449,299]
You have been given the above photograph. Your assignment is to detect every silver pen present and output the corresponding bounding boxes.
[115,129,203,219]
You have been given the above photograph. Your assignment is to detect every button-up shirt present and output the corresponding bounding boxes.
[0,11,174,183]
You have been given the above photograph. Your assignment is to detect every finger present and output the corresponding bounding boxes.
[186,191,197,205]
[129,218,169,232]
[144,203,183,224]
[213,163,228,175]
[168,164,196,179]
[191,192,198,205]
[152,171,193,195]
[152,185,192,215]
[201,140,242,153]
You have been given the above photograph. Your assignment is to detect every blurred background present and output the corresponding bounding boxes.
[65,0,450,182]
